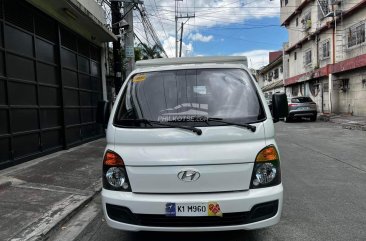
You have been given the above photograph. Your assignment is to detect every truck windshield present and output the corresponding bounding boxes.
[114,68,265,127]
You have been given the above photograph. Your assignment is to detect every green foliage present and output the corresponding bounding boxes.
[137,43,163,60]
[134,47,143,61]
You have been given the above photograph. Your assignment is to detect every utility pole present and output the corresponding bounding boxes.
[111,0,142,88]
[175,0,194,57]
[124,2,135,77]
[179,22,183,57]
[111,0,123,93]
[175,0,182,58]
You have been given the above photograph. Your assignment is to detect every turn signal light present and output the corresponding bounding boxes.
[103,151,124,166]
[251,145,281,189]
[255,146,278,162]
[103,150,131,191]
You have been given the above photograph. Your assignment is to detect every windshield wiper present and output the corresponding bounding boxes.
[119,119,202,136]
[193,116,257,133]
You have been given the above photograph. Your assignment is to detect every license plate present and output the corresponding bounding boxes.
[298,107,310,110]
[165,202,223,217]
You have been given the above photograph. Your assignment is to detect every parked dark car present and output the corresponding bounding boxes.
[285,96,317,122]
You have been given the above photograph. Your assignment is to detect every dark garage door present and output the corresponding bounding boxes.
[0,0,104,169]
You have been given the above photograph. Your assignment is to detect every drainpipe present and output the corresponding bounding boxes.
[329,4,336,114]
[321,82,324,113]
[282,45,285,94]
[332,5,336,65]
[329,73,333,113]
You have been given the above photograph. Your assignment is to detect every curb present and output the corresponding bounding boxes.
[318,115,366,131]
[50,195,103,241]
[43,188,102,241]
[41,185,102,241]
[0,180,12,190]
[10,183,102,241]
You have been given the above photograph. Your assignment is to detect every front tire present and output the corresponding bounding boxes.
[284,116,292,123]
[310,114,317,122]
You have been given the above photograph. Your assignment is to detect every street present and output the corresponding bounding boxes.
[2,1,366,241]
[74,121,366,241]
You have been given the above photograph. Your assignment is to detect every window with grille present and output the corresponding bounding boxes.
[320,39,330,60]
[303,49,312,66]
[274,68,279,79]
[347,23,365,48]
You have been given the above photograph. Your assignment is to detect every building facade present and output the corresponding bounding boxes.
[258,51,285,100]
[281,0,366,116]
[0,0,115,168]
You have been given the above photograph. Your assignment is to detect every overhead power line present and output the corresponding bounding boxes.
[136,4,169,58]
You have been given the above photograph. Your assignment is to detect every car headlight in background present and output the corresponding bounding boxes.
[103,150,131,191]
[250,145,281,189]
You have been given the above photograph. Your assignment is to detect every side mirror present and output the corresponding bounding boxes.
[96,101,111,129]
[272,93,288,123]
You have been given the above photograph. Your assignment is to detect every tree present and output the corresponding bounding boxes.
[134,47,143,61]
[138,43,163,60]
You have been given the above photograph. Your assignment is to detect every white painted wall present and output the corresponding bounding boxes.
[77,0,106,24]
[336,71,366,115]
[340,10,366,62]
[280,0,301,25]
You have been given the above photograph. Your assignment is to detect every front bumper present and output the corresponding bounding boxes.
[289,110,317,117]
[102,184,283,232]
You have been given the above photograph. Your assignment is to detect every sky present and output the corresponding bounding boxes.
[134,0,288,70]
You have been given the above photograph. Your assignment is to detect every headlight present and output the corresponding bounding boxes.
[106,167,129,189]
[252,163,277,187]
[103,150,131,191]
[250,146,281,189]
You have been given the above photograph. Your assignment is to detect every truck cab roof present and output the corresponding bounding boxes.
[135,56,248,70]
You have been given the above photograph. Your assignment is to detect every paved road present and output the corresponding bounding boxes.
[77,121,366,241]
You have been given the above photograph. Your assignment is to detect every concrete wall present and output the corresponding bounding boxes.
[286,2,366,76]
[260,61,284,88]
[78,0,106,24]
[260,60,285,98]
[282,0,366,116]
[288,44,309,77]
[334,70,366,115]
[280,0,301,25]
[318,29,333,67]
[340,10,366,62]
[264,86,285,98]
[257,75,265,89]
[285,71,366,116]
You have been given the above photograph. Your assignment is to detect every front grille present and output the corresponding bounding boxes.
[106,200,278,227]
[136,212,251,227]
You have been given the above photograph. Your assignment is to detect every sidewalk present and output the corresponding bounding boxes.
[0,139,105,241]
[319,114,366,130]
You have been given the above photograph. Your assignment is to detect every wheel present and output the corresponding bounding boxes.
[310,114,317,122]
[284,116,292,123]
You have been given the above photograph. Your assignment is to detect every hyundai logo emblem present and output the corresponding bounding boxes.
[177,170,200,182]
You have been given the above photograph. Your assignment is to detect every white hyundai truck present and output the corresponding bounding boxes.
[97,56,288,232]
